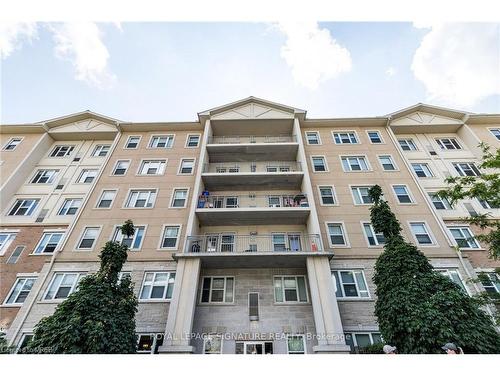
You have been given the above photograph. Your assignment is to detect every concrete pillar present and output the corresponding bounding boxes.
[158,257,201,354]
[306,256,351,354]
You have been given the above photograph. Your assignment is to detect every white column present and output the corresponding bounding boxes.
[306,256,351,353]
[158,257,201,354]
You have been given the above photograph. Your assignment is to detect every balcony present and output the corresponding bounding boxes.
[201,162,303,190]
[195,194,310,225]
[178,234,327,268]
[207,135,298,162]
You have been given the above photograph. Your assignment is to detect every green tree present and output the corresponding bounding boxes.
[368,185,500,353]
[27,221,138,353]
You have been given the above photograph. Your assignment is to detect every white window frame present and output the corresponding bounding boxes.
[325,222,350,248]
[203,334,223,354]
[310,156,328,172]
[139,271,176,301]
[148,134,175,149]
[58,198,82,215]
[453,162,481,177]
[111,225,146,250]
[178,158,196,175]
[409,221,436,246]
[7,198,39,216]
[411,163,434,178]
[33,231,65,254]
[124,135,141,149]
[436,269,469,294]
[480,272,500,294]
[332,270,370,299]
[159,224,182,250]
[6,245,25,264]
[332,131,359,145]
[49,145,75,158]
[124,189,157,209]
[30,169,59,184]
[0,232,17,255]
[137,159,167,176]
[286,334,306,354]
[361,222,385,247]
[91,144,111,157]
[317,185,337,206]
[428,193,452,210]
[391,184,415,204]
[170,188,189,208]
[137,333,165,354]
[350,185,374,205]
[305,131,321,145]
[366,130,384,144]
[398,138,417,151]
[43,272,85,301]
[76,226,102,251]
[3,137,23,151]
[4,277,37,305]
[200,276,235,304]
[447,226,480,249]
[345,332,382,350]
[489,128,500,141]
[340,155,371,172]
[185,134,201,148]
[76,169,98,184]
[436,138,462,150]
[377,155,398,171]
[112,160,130,176]
[96,189,117,209]
[273,275,308,304]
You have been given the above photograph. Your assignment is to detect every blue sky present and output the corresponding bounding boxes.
[1,22,499,123]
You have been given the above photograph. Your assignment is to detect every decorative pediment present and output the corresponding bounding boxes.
[48,119,118,134]
[212,102,295,120]
[390,111,463,127]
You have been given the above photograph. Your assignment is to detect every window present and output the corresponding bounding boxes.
[7,246,25,264]
[490,128,500,141]
[305,131,320,145]
[351,186,374,205]
[112,225,145,250]
[125,136,140,149]
[345,332,382,352]
[77,169,98,183]
[138,160,166,175]
[248,292,259,320]
[50,145,74,157]
[44,273,84,300]
[437,269,467,293]
[112,160,130,176]
[3,138,22,150]
[332,270,370,298]
[478,199,499,209]
[326,223,347,246]
[341,156,369,171]
[235,341,273,354]
[311,156,327,172]
[201,276,234,303]
[139,272,176,300]
[274,276,307,303]
[97,190,116,208]
[149,135,174,148]
[33,232,64,254]
[160,225,180,249]
[428,193,452,210]
[411,163,434,178]
[410,222,434,245]
[186,135,200,148]
[480,273,500,296]
[448,226,479,249]
[204,334,223,354]
[436,138,461,150]
[77,227,100,250]
[0,232,17,255]
[398,139,417,151]
[319,186,336,205]
[287,335,306,354]
[125,189,157,208]
[367,131,382,144]
[179,159,195,174]
[30,169,58,184]
[453,163,481,176]
[137,333,165,354]
[17,334,34,354]
[333,132,358,144]
[5,277,36,305]
[91,144,110,157]
[170,189,188,208]
[362,223,385,246]
[8,199,39,216]
[378,155,396,171]
[58,198,82,215]
[393,185,413,203]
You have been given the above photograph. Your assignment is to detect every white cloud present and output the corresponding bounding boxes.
[277,21,351,90]
[386,67,396,76]
[411,23,500,107]
[49,22,116,89]
[0,22,38,59]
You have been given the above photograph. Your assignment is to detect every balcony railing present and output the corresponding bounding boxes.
[202,161,302,173]
[208,135,297,144]
[185,234,323,253]
[196,194,309,209]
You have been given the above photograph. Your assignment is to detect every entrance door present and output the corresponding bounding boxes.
[235,341,273,354]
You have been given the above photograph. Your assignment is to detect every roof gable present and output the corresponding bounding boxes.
[390,111,464,126]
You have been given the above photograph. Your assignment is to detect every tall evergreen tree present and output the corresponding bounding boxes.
[27,220,138,353]
[368,185,500,353]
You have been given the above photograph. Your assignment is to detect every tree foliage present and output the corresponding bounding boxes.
[368,185,500,354]
[27,221,138,354]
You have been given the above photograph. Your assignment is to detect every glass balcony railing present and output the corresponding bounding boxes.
[185,234,323,253]
[208,135,297,144]
[202,161,302,173]
[196,194,309,209]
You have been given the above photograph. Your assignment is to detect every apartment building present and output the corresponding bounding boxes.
[1,97,499,354]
